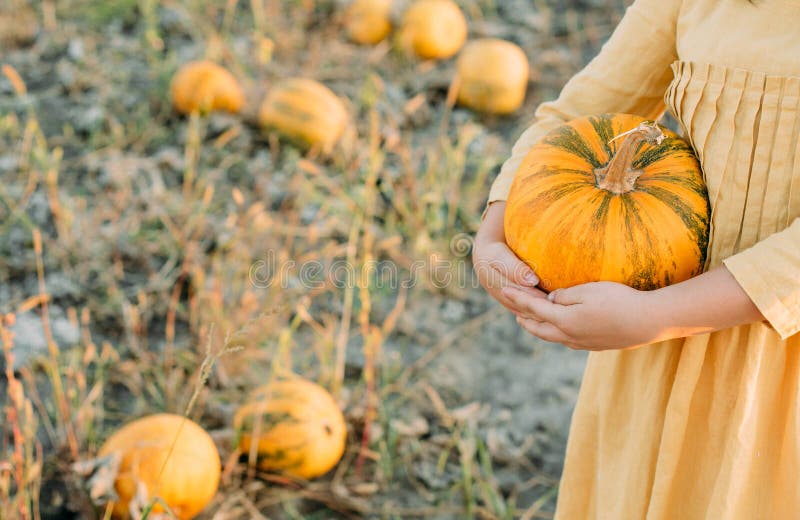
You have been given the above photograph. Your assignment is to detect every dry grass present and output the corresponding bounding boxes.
[0,0,628,518]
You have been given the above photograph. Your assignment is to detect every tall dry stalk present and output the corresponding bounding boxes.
[139,326,241,519]
[1,314,42,520]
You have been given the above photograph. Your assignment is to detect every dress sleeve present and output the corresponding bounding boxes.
[487,0,683,205]
[723,220,800,340]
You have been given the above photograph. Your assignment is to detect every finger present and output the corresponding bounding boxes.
[547,286,584,305]
[495,284,548,314]
[516,316,572,344]
[503,286,565,323]
[476,243,539,289]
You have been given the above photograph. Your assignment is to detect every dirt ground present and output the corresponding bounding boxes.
[0,1,630,518]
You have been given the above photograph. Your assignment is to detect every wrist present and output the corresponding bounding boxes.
[642,284,716,342]
[643,266,762,341]
[476,201,506,245]
[640,287,683,342]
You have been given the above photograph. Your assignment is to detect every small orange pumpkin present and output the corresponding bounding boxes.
[345,0,393,45]
[456,39,529,114]
[504,114,710,292]
[398,0,467,60]
[97,413,220,519]
[234,378,347,480]
[257,78,349,153]
[170,60,244,115]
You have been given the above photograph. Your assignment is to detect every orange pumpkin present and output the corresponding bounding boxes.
[170,61,244,115]
[398,0,467,60]
[504,114,710,292]
[456,39,529,114]
[345,0,393,45]
[257,78,349,153]
[234,378,346,480]
[98,414,220,519]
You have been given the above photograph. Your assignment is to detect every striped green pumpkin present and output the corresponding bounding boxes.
[504,113,710,291]
[233,378,346,479]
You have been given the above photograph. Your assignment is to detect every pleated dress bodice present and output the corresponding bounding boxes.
[666,60,800,267]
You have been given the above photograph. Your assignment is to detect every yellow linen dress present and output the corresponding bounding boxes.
[488,1,800,518]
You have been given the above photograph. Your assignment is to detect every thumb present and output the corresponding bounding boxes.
[547,286,583,305]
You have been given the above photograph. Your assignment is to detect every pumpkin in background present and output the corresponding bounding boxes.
[345,0,393,45]
[234,378,347,480]
[504,114,710,292]
[456,39,529,114]
[258,78,348,153]
[398,0,467,60]
[98,413,220,519]
[170,61,244,115]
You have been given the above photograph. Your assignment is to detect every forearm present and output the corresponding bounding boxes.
[650,266,765,340]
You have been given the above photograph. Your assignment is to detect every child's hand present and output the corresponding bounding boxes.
[476,203,763,349]
[473,202,548,312]
[502,281,661,350]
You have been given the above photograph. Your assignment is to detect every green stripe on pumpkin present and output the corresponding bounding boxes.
[632,137,696,170]
[589,114,618,161]
[635,185,710,266]
[620,195,660,291]
[581,190,611,262]
[268,100,315,123]
[237,411,300,432]
[542,125,603,169]
[530,166,595,181]
[523,180,588,209]
[640,171,708,200]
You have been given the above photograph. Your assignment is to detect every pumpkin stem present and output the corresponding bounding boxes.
[595,120,665,194]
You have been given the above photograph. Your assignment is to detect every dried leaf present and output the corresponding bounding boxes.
[451,402,486,424]
[72,452,121,505]
[350,482,380,496]
[390,416,429,437]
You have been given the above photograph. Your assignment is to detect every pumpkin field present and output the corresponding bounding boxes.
[1,0,629,518]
